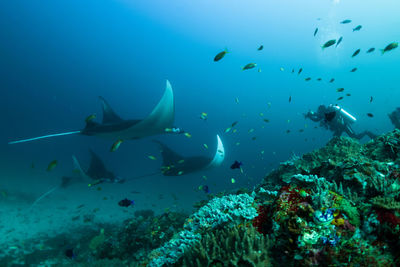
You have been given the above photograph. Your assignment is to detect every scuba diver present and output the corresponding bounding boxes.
[388,107,400,129]
[304,104,377,140]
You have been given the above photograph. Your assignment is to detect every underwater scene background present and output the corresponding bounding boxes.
[1,0,400,266]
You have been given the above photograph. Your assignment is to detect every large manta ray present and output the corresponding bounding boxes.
[154,135,225,176]
[9,80,177,144]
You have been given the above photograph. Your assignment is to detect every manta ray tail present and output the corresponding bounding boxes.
[8,130,81,145]
[29,185,60,210]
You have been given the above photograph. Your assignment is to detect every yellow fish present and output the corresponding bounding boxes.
[232,129,237,133]
[231,178,236,184]
[110,139,123,152]
[178,171,184,175]
[200,112,208,120]
[184,132,192,138]
[177,159,185,164]
[46,160,57,172]
[280,67,285,71]
[85,114,96,123]
[224,127,232,133]
[203,144,208,149]
[148,155,157,160]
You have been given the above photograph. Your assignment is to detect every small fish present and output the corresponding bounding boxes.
[257,45,264,51]
[337,96,344,100]
[235,97,239,104]
[214,49,228,62]
[352,49,361,57]
[47,160,57,172]
[259,112,264,116]
[85,114,96,123]
[336,88,344,92]
[242,63,257,70]
[184,132,192,138]
[118,198,134,207]
[177,159,185,164]
[367,113,374,117]
[329,78,335,83]
[148,155,157,160]
[258,68,262,73]
[291,69,294,73]
[251,136,257,141]
[370,96,373,103]
[286,130,291,134]
[299,129,304,133]
[110,139,123,152]
[230,160,243,170]
[203,144,208,149]
[224,127,232,133]
[88,179,103,187]
[366,48,375,53]
[231,178,236,184]
[313,28,318,37]
[336,36,343,47]
[298,68,303,75]
[199,185,210,193]
[235,142,240,146]
[248,128,254,133]
[340,19,352,24]
[350,67,358,72]
[231,121,238,127]
[322,39,336,49]
[31,162,35,169]
[178,171,184,175]
[289,96,292,102]
[280,67,284,71]
[65,248,76,259]
[346,93,351,97]
[381,42,398,54]
[200,112,208,120]
[263,119,270,123]
[353,25,362,32]
[305,77,311,81]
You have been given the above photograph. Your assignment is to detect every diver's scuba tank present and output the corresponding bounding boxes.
[330,105,357,124]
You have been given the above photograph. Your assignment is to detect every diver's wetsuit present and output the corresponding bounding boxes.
[305,105,377,140]
[388,108,400,129]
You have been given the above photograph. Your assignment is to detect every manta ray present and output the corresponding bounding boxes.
[154,135,225,176]
[9,80,178,144]
[30,150,122,210]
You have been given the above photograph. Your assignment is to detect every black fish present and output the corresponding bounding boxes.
[367,113,374,118]
[291,68,294,73]
[381,42,398,54]
[336,36,343,47]
[65,249,76,259]
[370,96,373,102]
[366,48,375,53]
[118,198,135,207]
[322,39,336,49]
[305,77,311,81]
[324,111,336,122]
[340,19,352,24]
[298,68,303,75]
[352,49,361,57]
[350,67,358,72]
[314,28,318,37]
[289,96,292,102]
[317,78,322,81]
[230,160,242,170]
[329,78,335,83]
[353,25,362,32]
[214,50,228,62]
[258,45,264,51]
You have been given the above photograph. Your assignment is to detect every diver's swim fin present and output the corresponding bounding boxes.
[8,130,81,145]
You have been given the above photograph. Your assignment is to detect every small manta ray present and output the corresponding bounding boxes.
[9,80,179,145]
[72,149,124,184]
[154,135,225,176]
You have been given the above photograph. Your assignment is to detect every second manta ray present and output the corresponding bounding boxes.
[9,80,181,145]
[154,135,225,176]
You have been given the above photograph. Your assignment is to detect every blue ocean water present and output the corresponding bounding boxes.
[0,0,399,262]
